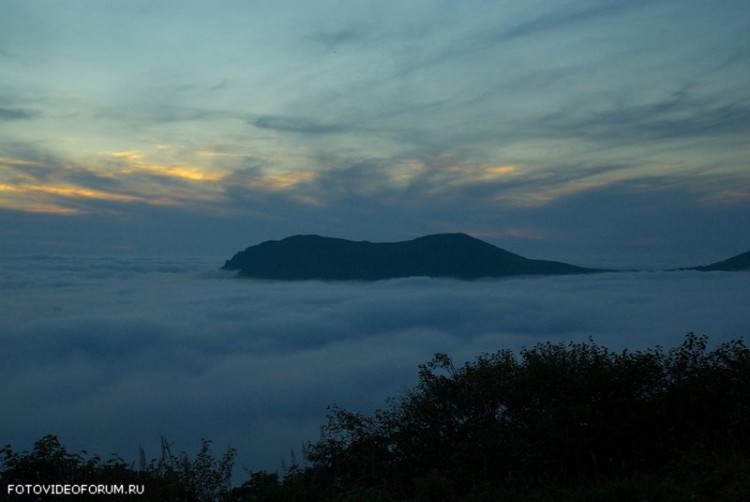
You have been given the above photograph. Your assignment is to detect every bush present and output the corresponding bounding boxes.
[301,333,750,498]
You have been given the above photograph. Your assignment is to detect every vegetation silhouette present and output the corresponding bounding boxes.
[1,437,235,501]
[280,332,750,500]
[3,333,749,500]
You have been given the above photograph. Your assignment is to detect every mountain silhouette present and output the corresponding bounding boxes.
[685,250,750,271]
[222,233,604,280]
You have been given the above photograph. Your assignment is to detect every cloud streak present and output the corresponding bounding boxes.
[0,107,40,121]
[254,115,353,135]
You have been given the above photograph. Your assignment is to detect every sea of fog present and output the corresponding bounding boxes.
[1,255,748,479]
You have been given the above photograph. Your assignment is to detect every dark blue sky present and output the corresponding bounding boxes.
[1,1,749,265]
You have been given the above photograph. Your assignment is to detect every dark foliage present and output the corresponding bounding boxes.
[296,332,750,499]
[3,333,748,500]
[1,436,235,501]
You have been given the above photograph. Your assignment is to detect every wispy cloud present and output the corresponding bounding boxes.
[0,147,228,215]
[307,26,373,51]
[0,107,40,120]
[537,88,750,145]
[0,0,747,257]
[489,1,651,44]
[103,151,225,183]
[254,115,352,135]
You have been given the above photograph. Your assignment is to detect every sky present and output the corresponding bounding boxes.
[1,255,748,477]
[1,0,749,265]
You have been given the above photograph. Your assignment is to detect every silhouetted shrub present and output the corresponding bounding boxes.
[3,333,748,500]
[301,333,750,498]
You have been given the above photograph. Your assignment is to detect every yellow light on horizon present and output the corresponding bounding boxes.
[0,184,82,214]
[1,182,142,203]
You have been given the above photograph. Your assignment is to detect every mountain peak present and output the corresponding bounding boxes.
[222,233,600,281]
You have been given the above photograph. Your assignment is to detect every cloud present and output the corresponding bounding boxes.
[536,90,750,146]
[254,115,352,135]
[0,145,230,215]
[487,0,657,44]
[3,142,748,264]
[0,107,40,120]
[307,26,372,51]
[1,255,748,480]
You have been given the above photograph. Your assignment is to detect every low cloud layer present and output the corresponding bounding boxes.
[1,256,747,478]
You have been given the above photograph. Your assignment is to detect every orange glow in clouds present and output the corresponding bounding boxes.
[105,151,225,183]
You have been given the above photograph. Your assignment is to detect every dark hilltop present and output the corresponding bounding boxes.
[222,233,606,281]
[683,249,750,272]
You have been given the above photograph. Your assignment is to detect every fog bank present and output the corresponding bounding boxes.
[1,256,747,477]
